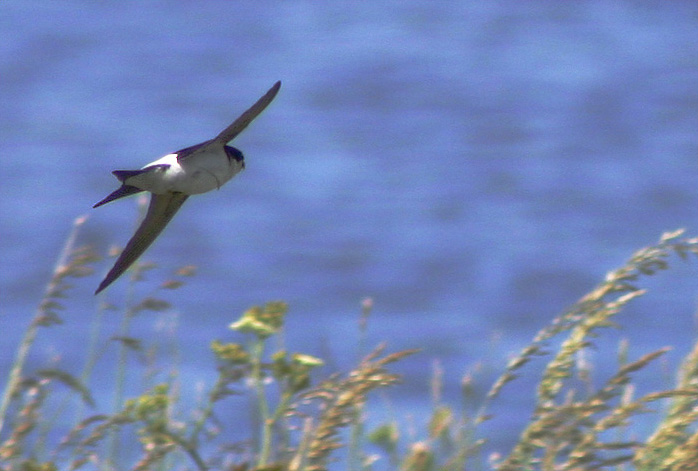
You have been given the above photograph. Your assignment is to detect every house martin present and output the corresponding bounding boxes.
[94,81,281,294]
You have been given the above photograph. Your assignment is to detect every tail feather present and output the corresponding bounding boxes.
[93,185,143,208]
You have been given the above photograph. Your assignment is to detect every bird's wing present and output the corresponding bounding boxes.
[173,141,211,161]
[211,81,281,145]
[113,164,170,182]
[95,192,189,294]
[177,81,281,162]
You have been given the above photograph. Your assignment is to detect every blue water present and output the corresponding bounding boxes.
[3,0,698,465]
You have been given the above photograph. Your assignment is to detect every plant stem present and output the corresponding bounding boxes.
[251,337,272,467]
[0,215,86,437]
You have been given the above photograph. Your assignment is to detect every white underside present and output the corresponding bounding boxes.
[124,146,243,195]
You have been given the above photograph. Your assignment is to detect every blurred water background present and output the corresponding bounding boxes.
[2,0,698,460]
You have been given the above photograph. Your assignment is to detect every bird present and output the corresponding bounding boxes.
[93,81,281,294]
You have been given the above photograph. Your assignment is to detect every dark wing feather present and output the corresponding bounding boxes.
[178,81,280,162]
[173,141,211,160]
[113,164,169,182]
[95,192,189,294]
[212,81,281,145]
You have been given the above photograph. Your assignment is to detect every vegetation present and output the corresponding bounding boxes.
[3,218,698,471]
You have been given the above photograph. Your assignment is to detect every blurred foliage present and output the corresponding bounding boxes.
[4,220,698,470]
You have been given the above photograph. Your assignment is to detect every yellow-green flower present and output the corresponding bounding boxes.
[230,302,288,338]
[211,340,250,364]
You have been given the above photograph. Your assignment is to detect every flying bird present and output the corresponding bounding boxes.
[93,81,281,294]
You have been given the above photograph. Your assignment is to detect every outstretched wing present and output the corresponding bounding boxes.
[95,192,189,294]
[175,81,280,162]
[212,81,281,146]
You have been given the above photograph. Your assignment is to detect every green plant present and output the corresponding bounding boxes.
[5,217,698,471]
